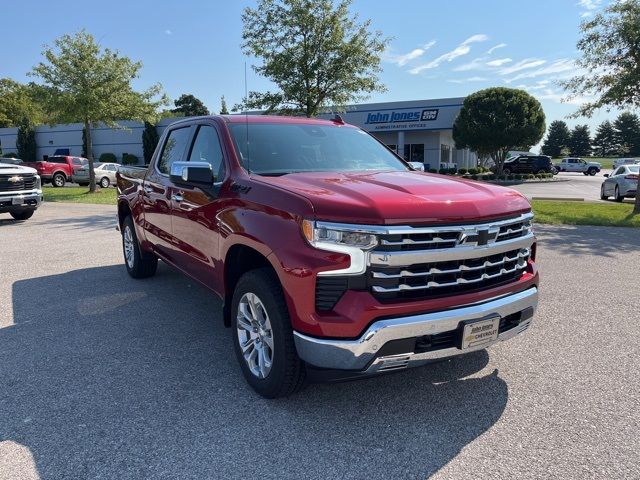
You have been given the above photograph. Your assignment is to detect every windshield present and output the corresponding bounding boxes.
[229,123,408,175]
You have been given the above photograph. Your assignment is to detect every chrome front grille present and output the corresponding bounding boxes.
[0,174,36,192]
[368,213,534,301]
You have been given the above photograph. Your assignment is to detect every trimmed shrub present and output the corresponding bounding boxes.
[458,168,468,175]
[428,168,438,173]
[4,152,19,158]
[122,153,139,165]
[99,152,117,163]
[438,168,447,175]
[448,168,457,175]
[468,168,478,175]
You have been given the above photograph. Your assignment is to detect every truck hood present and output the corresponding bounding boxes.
[0,163,37,175]
[256,170,531,225]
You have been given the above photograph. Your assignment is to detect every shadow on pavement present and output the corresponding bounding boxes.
[535,224,640,258]
[2,264,508,479]
[29,213,117,231]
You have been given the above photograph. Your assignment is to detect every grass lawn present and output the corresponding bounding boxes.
[532,200,640,228]
[43,186,117,205]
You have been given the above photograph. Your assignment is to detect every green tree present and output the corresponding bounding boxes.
[453,88,546,175]
[541,120,571,157]
[592,120,617,157]
[142,121,159,164]
[613,112,640,156]
[568,125,592,156]
[562,0,640,212]
[172,93,210,116]
[239,0,389,117]
[31,30,166,192]
[0,79,47,128]
[16,118,37,162]
[220,95,229,115]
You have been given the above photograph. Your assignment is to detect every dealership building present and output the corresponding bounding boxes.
[0,97,476,170]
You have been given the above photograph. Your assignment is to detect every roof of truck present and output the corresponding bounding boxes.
[171,114,351,127]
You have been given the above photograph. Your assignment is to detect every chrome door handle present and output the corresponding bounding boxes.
[171,193,183,202]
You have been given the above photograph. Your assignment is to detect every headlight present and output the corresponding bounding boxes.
[35,175,42,189]
[301,220,378,276]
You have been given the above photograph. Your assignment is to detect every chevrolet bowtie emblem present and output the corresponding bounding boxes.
[8,176,21,183]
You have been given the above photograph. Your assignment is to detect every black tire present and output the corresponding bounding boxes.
[614,186,623,202]
[122,215,158,278]
[10,210,34,220]
[588,168,597,176]
[52,172,66,187]
[100,177,110,188]
[231,268,305,398]
[502,168,511,175]
[583,172,589,176]
[600,185,608,200]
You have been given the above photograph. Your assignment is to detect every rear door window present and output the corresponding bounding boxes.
[157,127,191,175]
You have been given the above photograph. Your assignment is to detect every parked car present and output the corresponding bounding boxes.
[600,165,639,202]
[0,161,43,220]
[612,158,640,169]
[0,157,23,165]
[22,155,88,187]
[74,162,119,187]
[116,115,539,398]
[555,157,601,175]
[499,155,556,175]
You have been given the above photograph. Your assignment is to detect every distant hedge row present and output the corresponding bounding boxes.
[98,152,139,164]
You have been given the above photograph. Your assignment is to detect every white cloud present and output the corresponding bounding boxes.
[448,76,488,84]
[383,41,436,66]
[505,59,575,82]
[499,58,547,75]
[164,29,172,35]
[486,58,512,67]
[487,43,507,54]
[409,34,488,74]
[577,0,602,17]
[453,57,487,72]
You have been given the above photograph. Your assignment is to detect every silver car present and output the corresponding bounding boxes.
[601,165,639,202]
[74,162,119,188]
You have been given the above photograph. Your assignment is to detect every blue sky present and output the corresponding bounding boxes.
[2,0,617,146]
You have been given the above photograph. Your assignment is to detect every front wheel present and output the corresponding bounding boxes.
[52,173,66,187]
[122,215,158,278]
[502,168,511,175]
[10,210,34,220]
[600,185,608,200]
[588,168,597,176]
[100,177,110,188]
[231,268,305,398]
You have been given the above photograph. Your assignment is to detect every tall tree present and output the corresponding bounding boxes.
[16,118,37,162]
[453,88,546,175]
[0,79,47,128]
[220,95,229,115]
[568,125,592,156]
[613,112,640,156]
[239,0,389,117]
[142,121,160,165]
[562,0,640,213]
[172,94,210,116]
[31,30,166,192]
[592,120,617,157]
[541,120,571,157]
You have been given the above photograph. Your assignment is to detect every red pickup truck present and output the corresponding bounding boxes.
[23,155,88,187]
[116,115,539,398]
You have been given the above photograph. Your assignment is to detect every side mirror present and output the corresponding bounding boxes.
[170,161,214,187]
[604,174,609,178]
[408,161,425,171]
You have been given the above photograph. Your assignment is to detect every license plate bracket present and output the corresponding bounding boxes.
[12,197,24,205]
[461,316,500,349]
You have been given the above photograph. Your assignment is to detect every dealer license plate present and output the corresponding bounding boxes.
[462,317,500,349]
[12,197,24,205]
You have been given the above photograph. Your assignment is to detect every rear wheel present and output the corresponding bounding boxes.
[231,268,305,398]
[52,173,66,187]
[122,215,157,278]
[10,210,34,220]
[614,185,623,202]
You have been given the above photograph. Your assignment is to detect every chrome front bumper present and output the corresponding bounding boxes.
[0,190,43,210]
[294,287,538,374]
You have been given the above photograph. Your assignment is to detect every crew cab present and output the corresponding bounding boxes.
[23,155,88,187]
[116,115,539,398]
[555,157,601,175]
[0,161,43,220]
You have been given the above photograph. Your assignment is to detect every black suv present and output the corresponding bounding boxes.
[499,155,556,175]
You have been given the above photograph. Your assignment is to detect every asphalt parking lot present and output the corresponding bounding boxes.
[1,203,639,479]
[510,171,615,202]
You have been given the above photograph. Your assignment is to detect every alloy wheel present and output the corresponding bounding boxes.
[123,225,135,268]
[236,292,274,379]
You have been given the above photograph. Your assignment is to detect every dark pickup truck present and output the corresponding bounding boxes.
[116,115,539,398]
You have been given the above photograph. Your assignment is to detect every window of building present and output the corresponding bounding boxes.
[403,144,425,162]
[440,144,451,164]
